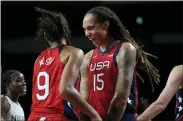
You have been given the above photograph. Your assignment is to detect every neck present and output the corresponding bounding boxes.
[49,42,60,48]
[48,39,66,48]
[100,37,119,52]
[6,90,19,102]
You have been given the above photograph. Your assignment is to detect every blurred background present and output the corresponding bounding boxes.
[1,1,183,120]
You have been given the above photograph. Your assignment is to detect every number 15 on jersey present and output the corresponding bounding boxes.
[93,73,104,91]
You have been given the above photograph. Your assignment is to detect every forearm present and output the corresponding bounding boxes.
[61,87,97,118]
[79,93,91,121]
[137,101,166,121]
[107,95,127,121]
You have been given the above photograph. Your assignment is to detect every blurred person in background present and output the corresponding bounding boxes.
[1,69,27,121]
[137,65,183,121]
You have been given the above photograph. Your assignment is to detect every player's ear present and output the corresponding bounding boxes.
[103,20,109,30]
[6,81,12,90]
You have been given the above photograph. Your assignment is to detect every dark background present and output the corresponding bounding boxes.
[1,1,183,120]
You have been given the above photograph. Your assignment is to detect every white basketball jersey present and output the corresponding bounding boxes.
[1,95,25,121]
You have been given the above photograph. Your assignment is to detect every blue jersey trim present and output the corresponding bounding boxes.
[63,100,78,120]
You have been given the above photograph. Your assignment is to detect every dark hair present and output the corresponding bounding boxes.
[86,6,160,92]
[1,70,20,94]
[34,7,71,45]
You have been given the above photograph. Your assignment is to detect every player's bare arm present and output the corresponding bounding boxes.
[59,47,101,121]
[80,50,93,102]
[79,50,96,121]
[1,96,10,118]
[137,65,183,121]
[107,42,137,121]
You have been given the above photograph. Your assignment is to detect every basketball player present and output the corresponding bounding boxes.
[28,7,101,121]
[1,70,26,121]
[80,6,160,121]
[137,65,183,121]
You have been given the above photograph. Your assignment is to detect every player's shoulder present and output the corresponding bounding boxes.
[84,49,94,60]
[85,49,94,57]
[118,41,137,57]
[1,95,8,102]
[168,65,183,82]
[173,65,183,73]
[121,41,136,51]
[1,95,10,116]
[63,45,84,58]
[175,64,183,69]
[1,95,10,108]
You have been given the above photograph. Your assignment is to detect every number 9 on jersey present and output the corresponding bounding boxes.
[36,72,49,100]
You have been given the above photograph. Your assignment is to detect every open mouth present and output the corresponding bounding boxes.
[92,41,96,45]
[21,87,27,92]
[88,38,98,46]
[90,39,96,45]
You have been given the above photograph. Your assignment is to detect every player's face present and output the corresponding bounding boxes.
[83,13,108,48]
[8,72,27,96]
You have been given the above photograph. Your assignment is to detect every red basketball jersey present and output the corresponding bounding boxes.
[31,45,77,120]
[88,42,138,120]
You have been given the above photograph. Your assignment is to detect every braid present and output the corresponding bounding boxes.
[87,6,160,92]
[1,70,20,94]
[34,7,71,45]
[119,24,160,92]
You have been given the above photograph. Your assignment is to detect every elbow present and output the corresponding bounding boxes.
[117,100,128,108]
[112,92,129,108]
[120,99,128,106]
[155,100,167,112]
[113,97,128,108]
[59,85,72,98]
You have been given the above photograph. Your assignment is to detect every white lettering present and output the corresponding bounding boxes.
[39,57,55,66]
[39,57,45,66]
[96,62,103,70]
[11,115,24,121]
[45,57,55,65]
[90,61,110,71]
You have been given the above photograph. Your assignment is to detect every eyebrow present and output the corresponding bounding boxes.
[83,25,95,29]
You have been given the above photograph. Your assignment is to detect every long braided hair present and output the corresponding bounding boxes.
[34,7,71,45]
[86,6,160,92]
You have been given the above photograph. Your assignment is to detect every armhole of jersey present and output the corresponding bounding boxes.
[113,41,124,68]
[57,44,65,65]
